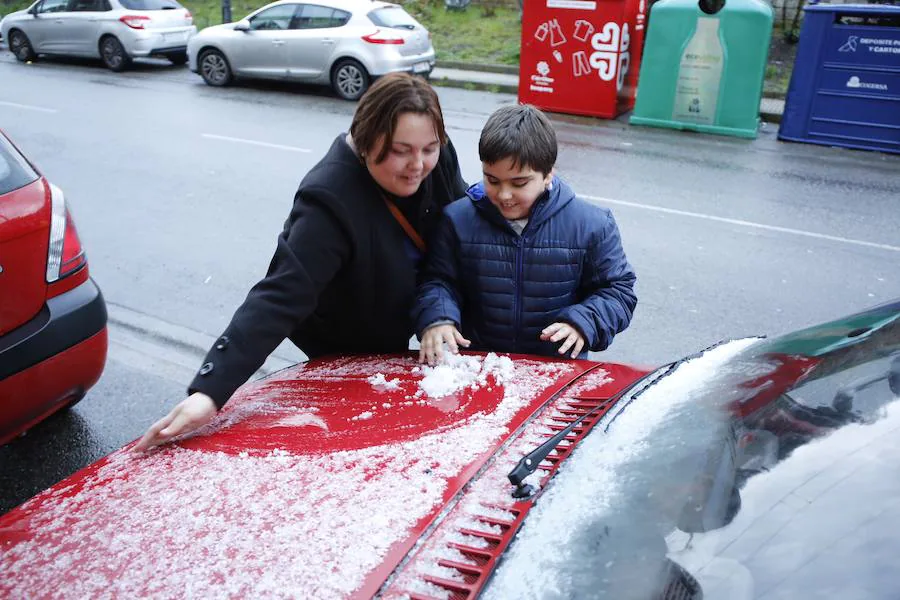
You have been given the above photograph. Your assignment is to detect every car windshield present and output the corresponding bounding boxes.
[117,0,181,10]
[485,302,900,599]
[0,135,39,196]
[367,6,418,30]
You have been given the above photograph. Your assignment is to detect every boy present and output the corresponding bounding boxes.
[413,104,637,365]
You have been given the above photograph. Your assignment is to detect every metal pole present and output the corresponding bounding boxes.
[222,0,232,24]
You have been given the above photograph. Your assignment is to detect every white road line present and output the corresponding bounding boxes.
[584,194,900,254]
[0,100,58,113]
[202,133,311,153]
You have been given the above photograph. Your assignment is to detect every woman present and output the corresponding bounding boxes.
[136,73,467,451]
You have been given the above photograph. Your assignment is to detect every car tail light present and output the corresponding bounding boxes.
[362,29,405,45]
[184,9,193,24]
[59,213,86,278]
[119,14,151,29]
[47,184,86,283]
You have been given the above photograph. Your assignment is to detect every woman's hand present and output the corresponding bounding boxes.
[419,324,471,366]
[541,322,586,358]
[133,392,218,452]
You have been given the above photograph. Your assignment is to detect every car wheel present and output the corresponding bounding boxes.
[331,58,370,101]
[199,49,232,87]
[168,51,188,66]
[99,36,130,72]
[9,29,36,62]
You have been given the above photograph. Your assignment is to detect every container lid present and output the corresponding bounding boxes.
[805,2,900,15]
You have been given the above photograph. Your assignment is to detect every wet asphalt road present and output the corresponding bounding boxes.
[1,50,898,515]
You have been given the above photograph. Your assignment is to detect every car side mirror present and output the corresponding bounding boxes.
[234,19,250,31]
[29,5,40,16]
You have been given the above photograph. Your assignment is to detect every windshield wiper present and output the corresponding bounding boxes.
[507,398,613,498]
[506,338,752,499]
[506,362,676,499]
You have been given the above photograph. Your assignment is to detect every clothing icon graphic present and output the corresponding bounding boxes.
[553,50,563,63]
[574,19,595,42]
[572,51,591,77]
[535,19,568,47]
[548,18,567,47]
[839,36,858,52]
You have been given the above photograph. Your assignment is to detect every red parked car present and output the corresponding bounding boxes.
[0,299,897,598]
[0,130,107,446]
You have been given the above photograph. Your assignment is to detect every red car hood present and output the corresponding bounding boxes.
[0,353,646,598]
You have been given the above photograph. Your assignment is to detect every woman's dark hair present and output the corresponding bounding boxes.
[479,104,557,176]
[350,73,447,164]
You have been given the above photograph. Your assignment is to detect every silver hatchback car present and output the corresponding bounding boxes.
[187,0,435,100]
[1,0,196,71]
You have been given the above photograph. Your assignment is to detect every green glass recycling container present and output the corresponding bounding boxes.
[630,0,774,138]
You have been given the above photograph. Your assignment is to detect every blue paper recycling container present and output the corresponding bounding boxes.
[778,3,900,154]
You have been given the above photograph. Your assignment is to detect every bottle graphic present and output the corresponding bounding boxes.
[672,17,724,125]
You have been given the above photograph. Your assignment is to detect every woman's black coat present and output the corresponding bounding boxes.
[190,134,467,408]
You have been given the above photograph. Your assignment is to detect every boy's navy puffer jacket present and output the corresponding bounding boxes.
[413,177,637,357]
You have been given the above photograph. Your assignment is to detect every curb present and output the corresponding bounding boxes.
[435,60,519,75]
[430,76,518,95]
[432,73,784,124]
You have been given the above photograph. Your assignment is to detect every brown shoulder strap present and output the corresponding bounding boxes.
[382,194,426,253]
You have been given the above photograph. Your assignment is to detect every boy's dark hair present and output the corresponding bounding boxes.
[478,104,557,175]
[350,72,447,165]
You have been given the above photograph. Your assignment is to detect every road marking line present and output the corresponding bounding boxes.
[202,133,311,153]
[0,100,58,113]
[584,194,900,254]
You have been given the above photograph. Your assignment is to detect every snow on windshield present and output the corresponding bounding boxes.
[0,355,572,598]
[483,338,760,600]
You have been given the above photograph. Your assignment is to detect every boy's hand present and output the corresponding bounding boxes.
[419,324,471,366]
[541,322,585,358]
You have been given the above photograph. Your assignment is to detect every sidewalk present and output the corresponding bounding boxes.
[431,64,786,124]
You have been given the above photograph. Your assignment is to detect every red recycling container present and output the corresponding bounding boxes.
[519,0,648,118]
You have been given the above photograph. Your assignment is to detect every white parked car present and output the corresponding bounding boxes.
[1,0,196,71]
[187,0,435,100]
